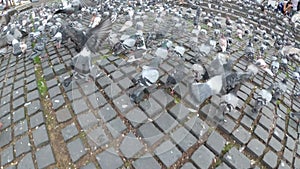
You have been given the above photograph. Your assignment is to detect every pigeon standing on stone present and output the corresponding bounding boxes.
[219,34,227,53]
[219,91,239,121]
[272,78,287,102]
[245,39,255,60]
[252,85,273,113]
[271,56,280,74]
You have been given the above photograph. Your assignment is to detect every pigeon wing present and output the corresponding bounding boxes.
[85,17,112,54]
[190,83,213,104]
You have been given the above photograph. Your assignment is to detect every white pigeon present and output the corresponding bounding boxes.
[219,35,227,52]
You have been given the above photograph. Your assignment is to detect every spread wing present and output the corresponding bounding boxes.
[85,17,112,54]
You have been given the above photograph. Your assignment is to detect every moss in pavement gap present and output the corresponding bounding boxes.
[221,142,235,155]
[33,56,41,64]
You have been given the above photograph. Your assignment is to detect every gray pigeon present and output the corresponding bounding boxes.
[165,63,186,95]
[272,78,287,102]
[252,85,273,113]
[219,92,239,120]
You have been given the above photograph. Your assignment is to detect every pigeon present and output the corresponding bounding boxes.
[165,63,186,95]
[252,85,273,113]
[12,39,23,57]
[271,56,280,74]
[192,63,209,82]
[219,34,227,52]
[245,40,255,60]
[64,16,112,86]
[155,39,172,60]
[54,0,96,15]
[219,91,239,120]
[272,78,287,102]
[255,58,274,77]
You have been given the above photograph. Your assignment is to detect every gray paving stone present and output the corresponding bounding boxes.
[278,160,291,169]
[61,123,79,141]
[26,100,42,116]
[155,111,178,133]
[283,148,293,164]
[13,87,24,99]
[269,136,283,152]
[104,83,122,99]
[87,126,109,150]
[224,147,251,169]
[273,127,285,141]
[171,126,197,151]
[206,131,226,155]
[1,145,14,166]
[191,145,215,169]
[233,126,251,144]
[35,144,56,168]
[1,94,11,106]
[96,148,123,169]
[67,89,82,101]
[111,71,124,81]
[0,127,12,148]
[0,103,11,119]
[17,153,35,169]
[72,99,89,115]
[247,139,265,157]
[30,111,45,128]
[169,103,190,122]
[13,96,25,109]
[14,119,28,137]
[126,107,148,127]
[254,125,269,143]
[120,66,136,75]
[80,82,98,95]
[87,92,107,109]
[13,107,25,123]
[113,94,134,114]
[185,116,209,138]
[152,89,173,108]
[32,124,49,147]
[263,150,278,168]
[120,132,144,158]
[27,90,40,101]
[51,95,66,110]
[77,112,98,130]
[140,98,162,118]
[43,67,55,80]
[133,153,161,169]
[259,115,273,130]
[14,79,25,90]
[104,64,117,73]
[287,126,298,140]
[118,77,134,90]
[154,140,182,168]
[53,64,66,75]
[14,135,31,157]
[98,104,117,122]
[56,108,72,123]
[80,162,97,169]
[67,138,86,162]
[180,162,197,169]
[97,76,113,88]
[137,122,163,146]
[216,163,231,169]
[294,158,300,169]
[107,117,127,138]
[26,80,38,92]
[46,79,58,89]
[48,86,61,98]
[240,115,253,130]
[0,113,11,130]
[286,135,296,150]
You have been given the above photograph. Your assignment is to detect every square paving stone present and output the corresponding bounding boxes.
[0,103,11,119]
[120,132,144,158]
[137,122,163,146]
[32,124,49,147]
[107,117,127,138]
[98,104,117,122]
[87,126,109,150]
[56,108,72,123]
[286,135,296,150]
[17,153,34,169]
[72,99,89,115]
[46,79,58,89]
[1,94,11,106]
[232,126,251,145]
[77,112,98,130]
[181,162,197,169]
[126,107,148,128]
[14,135,31,157]
[27,90,40,102]
[278,161,290,169]
[170,126,197,151]
[191,145,215,169]
[254,125,269,143]
[283,148,293,164]
[155,111,178,133]
[216,163,231,169]
[104,64,117,73]
[0,113,11,130]
[80,162,97,169]
[111,71,124,81]
[67,89,82,101]
[26,81,37,92]
[185,116,209,138]
[53,64,66,75]
[96,148,123,169]
[152,89,173,108]
[13,87,24,99]
[247,139,265,157]
[30,111,45,128]
[35,144,56,168]
[269,137,283,152]
[263,150,278,168]
[87,92,107,109]
[259,115,273,130]
[26,100,42,116]
[13,96,25,109]
[96,76,113,88]
[169,103,190,122]
[67,138,87,162]
[1,145,14,166]
[120,66,136,75]
[118,77,134,90]
[48,86,61,98]
[80,82,98,95]
[139,98,162,118]
[240,115,253,130]
[61,123,79,141]
[43,67,55,80]
[133,153,161,169]
[206,131,226,155]
[0,127,12,148]
[113,94,134,114]
[224,147,251,169]
[104,83,122,99]
[13,107,25,123]
[294,158,300,169]
[51,95,66,111]
[154,140,182,168]
[14,119,28,137]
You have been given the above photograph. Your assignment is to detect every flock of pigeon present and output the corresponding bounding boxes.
[0,0,300,123]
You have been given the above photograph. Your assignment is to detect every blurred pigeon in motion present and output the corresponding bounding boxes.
[245,39,255,60]
[192,63,209,82]
[12,39,23,57]
[165,63,186,95]
[255,58,274,77]
[54,0,96,15]
[272,78,287,102]
[64,17,112,87]
[52,31,62,48]
[271,56,280,74]
[252,85,273,113]
[219,91,239,121]
[130,63,160,104]
[219,34,227,52]
[280,55,288,72]
[155,39,173,60]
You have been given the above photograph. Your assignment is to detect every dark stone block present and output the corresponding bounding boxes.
[137,122,163,146]
[191,145,215,169]
[171,127,197,151]
[247,139,265,157]
[35,144,56,168]
[206,131,226,155]
[154,140,182,168]
[107,117,127,138]
[87,126,109,150]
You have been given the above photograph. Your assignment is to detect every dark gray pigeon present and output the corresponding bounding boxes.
[271,78,287,102]
[165,63,186,95]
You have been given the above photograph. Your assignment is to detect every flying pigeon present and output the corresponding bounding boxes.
[64,17,112,86]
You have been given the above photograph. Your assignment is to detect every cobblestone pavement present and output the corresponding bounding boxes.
[0,1,300,169]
